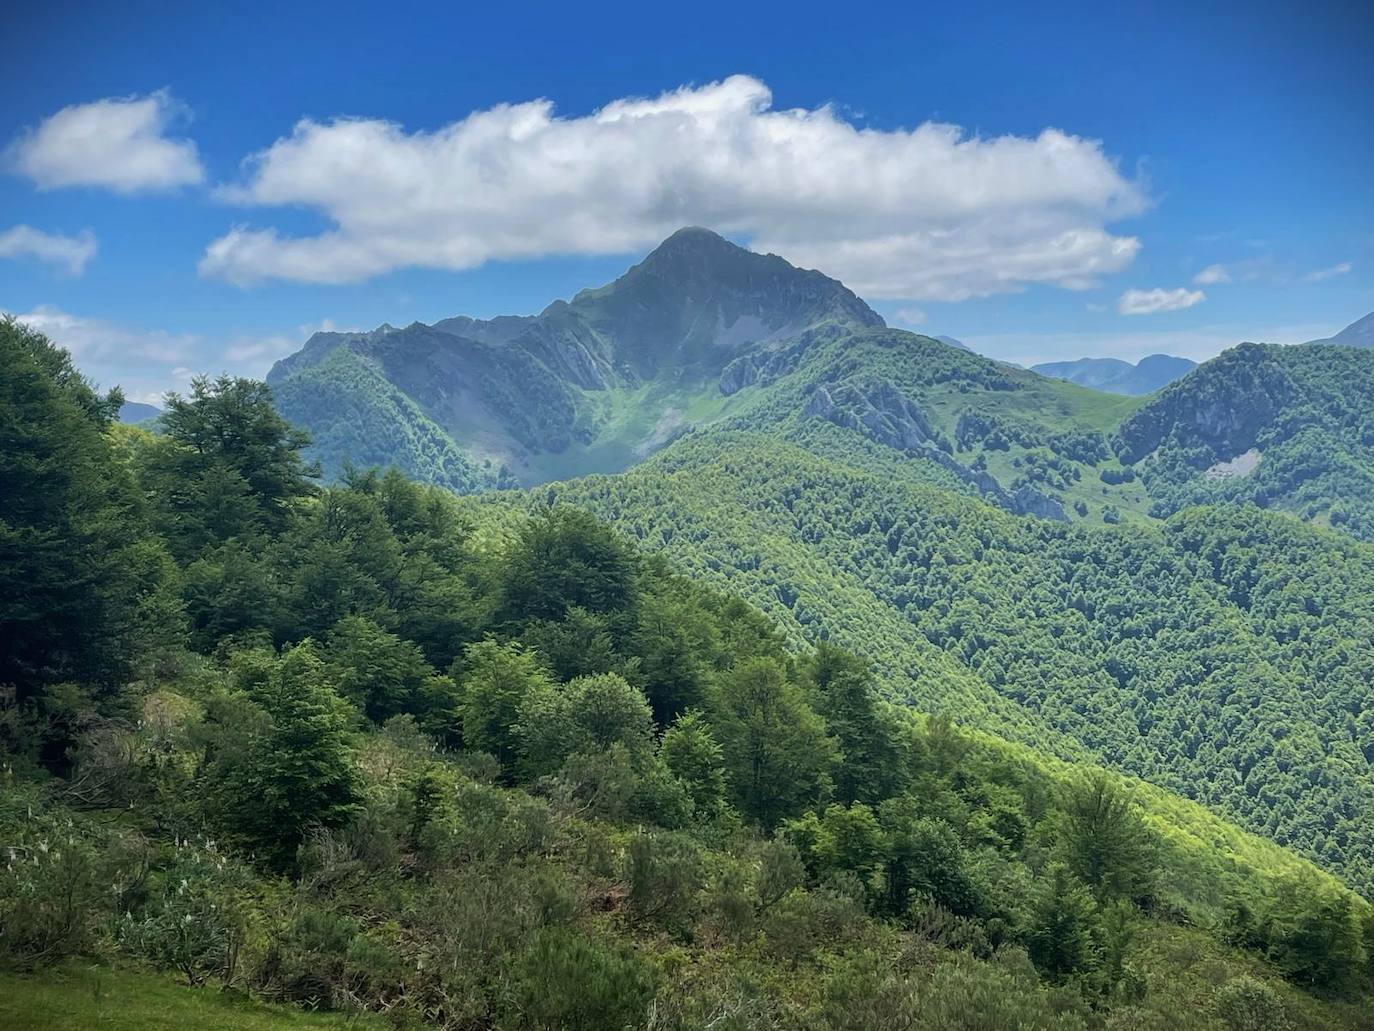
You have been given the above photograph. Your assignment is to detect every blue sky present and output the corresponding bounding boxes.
[2,0,1371,402]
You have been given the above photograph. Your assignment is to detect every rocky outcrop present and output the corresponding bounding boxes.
[802,377,1070,521]
[804,378,934,452]
[719,354,762,395]
[1009,485,1069,521]
[1114,343,1297,464]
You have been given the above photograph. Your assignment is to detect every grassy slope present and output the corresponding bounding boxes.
[0,965,380,1031]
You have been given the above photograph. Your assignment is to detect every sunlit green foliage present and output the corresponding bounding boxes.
[3,335,1373,1029]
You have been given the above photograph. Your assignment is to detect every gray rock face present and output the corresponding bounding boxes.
[718,340,811,396]
[804,378,934,451]
[802,376,1070,520]
[1009,485,1069,521]
[719,354,761,395]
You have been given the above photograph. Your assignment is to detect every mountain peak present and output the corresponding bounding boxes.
[632,226,774,279]
[576,226,882,331]
[634,225,753,267]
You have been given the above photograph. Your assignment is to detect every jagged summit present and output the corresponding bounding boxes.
[636,225,744,266]
[570,227,881,334]
[265,228,892,489]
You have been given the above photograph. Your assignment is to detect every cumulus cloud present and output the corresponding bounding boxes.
[201,75,1145,300]
[1303,261,1352,283]
[1118,287,1205,316]
[0,225,97,274]
[8,90,204,193]
[1193,263,1230,285]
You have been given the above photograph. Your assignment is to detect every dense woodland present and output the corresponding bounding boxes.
[4,316,1374,1029]
[528,429,1374,896]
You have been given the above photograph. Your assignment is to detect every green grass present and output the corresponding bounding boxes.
[0,965,381,1031]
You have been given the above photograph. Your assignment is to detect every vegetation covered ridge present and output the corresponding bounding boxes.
[3,316,1374,1030]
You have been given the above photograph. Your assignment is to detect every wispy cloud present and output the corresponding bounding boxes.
[1192,263,1230,285]
[1118,287,1205,315]
[0,225,97,275]
[895,307,927,326]
[1303,261,1352,283]
[7,90,204,193]
[222,334,301,364]
[201,75,1145,301]
[8,304,198,363]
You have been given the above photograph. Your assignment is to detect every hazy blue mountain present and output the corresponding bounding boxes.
[118,401,162,424]
[1306,310,1374,348]
[1032,354,1197,394]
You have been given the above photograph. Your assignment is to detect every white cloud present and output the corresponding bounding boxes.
[222,334,300,364]
[4,304,340,401]
[9,305,198,363]
[895,307,927,326]
[1118,287,1205,315]
[1193,263,1230,285]
[0,224,96,275]
[1303,261,1352,283]
[7,90,204,193]
[201,75,1145,301]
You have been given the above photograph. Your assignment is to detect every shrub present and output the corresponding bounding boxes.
[506,926,657,1031]
[626,830,703,933]
[1213,975,1292,1031]
[120,838,257,987]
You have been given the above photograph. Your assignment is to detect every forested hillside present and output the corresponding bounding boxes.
[490,430,1374,894]
[1118,342,1374,538]
[5,318,1374,1029]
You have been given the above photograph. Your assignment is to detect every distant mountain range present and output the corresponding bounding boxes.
[118,401,161,424]
[1306,310,1374,348]
[1030,354,1197,394]
[266,228,1374,544]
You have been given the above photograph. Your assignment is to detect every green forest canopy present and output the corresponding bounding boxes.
[3,317,1373,1030]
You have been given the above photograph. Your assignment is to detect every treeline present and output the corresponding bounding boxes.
[1,318,1372,1029]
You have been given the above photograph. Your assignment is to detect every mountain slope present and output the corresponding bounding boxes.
[1306,310,1374,348]
[264,229,1374,888]
[118,400,161,423]
[267,232,1374,549]
[272,228,1161,526]
[1032,353,1197,394]
[267,228,883,488]
[483,431,1374,893]
[1117,341,1374,539]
